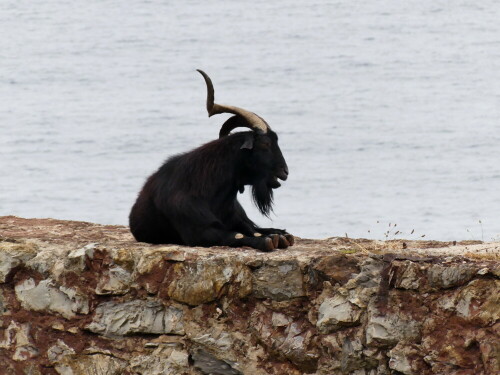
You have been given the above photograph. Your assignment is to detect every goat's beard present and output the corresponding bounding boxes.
[252,178,274,217]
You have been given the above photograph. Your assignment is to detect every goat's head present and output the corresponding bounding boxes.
[197,70,289,215]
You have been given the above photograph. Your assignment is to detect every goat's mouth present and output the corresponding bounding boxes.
[268,174,285,189]
[269,176,281,188]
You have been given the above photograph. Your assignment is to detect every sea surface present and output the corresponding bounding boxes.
[1,1,499,241]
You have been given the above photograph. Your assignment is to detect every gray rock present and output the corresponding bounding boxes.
[388,345,413,374]
[394,261,421,290]
[0,289,8,315]
[191,331,233,352]
[252,261,305,301]
[271,312,291,327]
[129,347,189,375]
[22,364,43,375]
[47,340,76,364]
[454,279,499,324]
[0,321,39,361]
[66,243,97,271]
[340,334,367,373]
[0,242,38,283]
[86,300,184,337]
[14,278,89,319]
[54,353,127,375]
[427,263,477,289]
[191,348,242,375]
[366,307,421,347]
[277,322,319,370]
[95,265,132,295]
[345,258,384,308]
[317,295,362,333]
[251,308,318,372]
[0,253,20,283]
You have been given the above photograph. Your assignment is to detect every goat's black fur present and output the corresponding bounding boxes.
[129,124,293,251]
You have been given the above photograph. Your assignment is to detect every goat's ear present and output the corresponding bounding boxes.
[240,135,254,150]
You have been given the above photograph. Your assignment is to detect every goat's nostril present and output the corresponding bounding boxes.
[277,167,288,181]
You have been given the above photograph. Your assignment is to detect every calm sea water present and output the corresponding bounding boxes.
[1,1,499,241]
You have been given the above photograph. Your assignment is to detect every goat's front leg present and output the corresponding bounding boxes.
[170,211,280,252]
[227,202,293,249]
[189,225,282,252]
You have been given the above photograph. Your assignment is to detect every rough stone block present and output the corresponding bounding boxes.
[0,241,38,283]
[95,265,132,295]
[14,278,89,319]
[366,309,421,347]
[86,299,184,337]
[164,259,252,305]
[252,260,305,301]
[0,217,498,374]
[317,295,362,333]
[427,263,478,289]
[129,347,189,375]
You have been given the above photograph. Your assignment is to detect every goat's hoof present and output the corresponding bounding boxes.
[269,234,280,248]
[284,234,295,246]
[278,235,290,248]
[263,237,275,252]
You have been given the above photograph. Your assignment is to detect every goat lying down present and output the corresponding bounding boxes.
[129,70,294,251]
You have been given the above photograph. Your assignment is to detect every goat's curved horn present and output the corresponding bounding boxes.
[197,69,270,137]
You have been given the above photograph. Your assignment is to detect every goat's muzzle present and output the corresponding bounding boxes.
[277,166,289,181]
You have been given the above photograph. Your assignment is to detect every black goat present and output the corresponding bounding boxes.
[129,70,293,251]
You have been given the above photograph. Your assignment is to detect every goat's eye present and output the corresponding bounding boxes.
[258,141,271,150]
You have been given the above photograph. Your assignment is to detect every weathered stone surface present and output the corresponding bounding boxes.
[252,260,305,301]
[251,305,319,372]
[479,325,500,374]
[191,330,233,352]
[388,343,427,375]
[0,289,8,315]
[454,279,500,324]
[0,321,39,362]
[86,300,184,336]
[95,265,132,295]
[317,295,362,333]
[0,216,498,374]
[47,340,76,364]
[343,257,384,309]
[129,346,189,375]
[54,352,128,375]
[14,278,89,319]
[366,308,422,347]
[66,243,97,272]
[393,260,422,290]
[427,263,478,289]
[272,311,291,327]
[192,348,242,375]
[0,241,38,283]
[312,254,361,284]
[162,259,252,305]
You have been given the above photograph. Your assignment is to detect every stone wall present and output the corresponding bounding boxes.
[0,216,498,375]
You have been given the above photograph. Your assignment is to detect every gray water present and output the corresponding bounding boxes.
[1,1,499,241]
